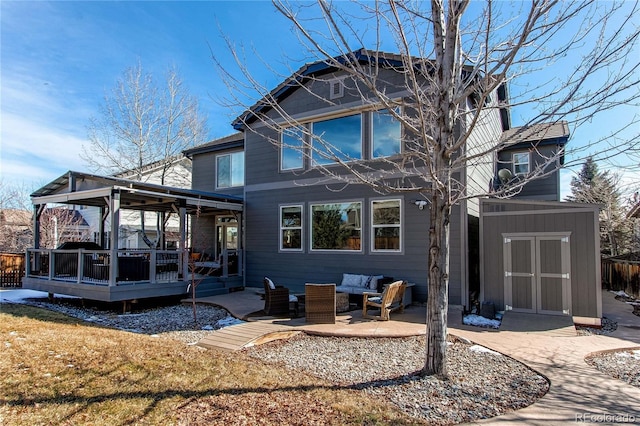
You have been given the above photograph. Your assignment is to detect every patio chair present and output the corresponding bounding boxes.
[305,283,336,324]
[362,280,406,321]
[263,277,298,316]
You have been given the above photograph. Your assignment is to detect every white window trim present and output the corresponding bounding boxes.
[309,200,363,253]
[512,151,530,175]
[280,127,306,172]
[279,204,304,252]
[216,151,244,189]
[370,198,403,253]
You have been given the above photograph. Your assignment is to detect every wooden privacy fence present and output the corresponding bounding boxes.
[1,253,25,288]
[602,254,640,299]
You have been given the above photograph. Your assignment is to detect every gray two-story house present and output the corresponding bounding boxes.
[186,50,602,325]
[24,50,601,325]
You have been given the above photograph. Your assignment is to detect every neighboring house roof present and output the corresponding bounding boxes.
[628,200,640,218]
[114,154,192,181]
[231,48,510,131]
[47,208,90,227]
[183,133,244,157]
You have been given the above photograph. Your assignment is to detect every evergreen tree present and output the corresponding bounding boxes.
[568,157,631,256]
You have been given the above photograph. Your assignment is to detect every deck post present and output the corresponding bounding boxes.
[77,249,84,284]
[108,191,120,286]
[179,204,187,280]
[150,250,157,283]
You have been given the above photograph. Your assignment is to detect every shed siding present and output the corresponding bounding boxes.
[481,200,599,318]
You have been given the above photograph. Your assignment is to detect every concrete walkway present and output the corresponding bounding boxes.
[453,291,640,425]
[195,289,640,424]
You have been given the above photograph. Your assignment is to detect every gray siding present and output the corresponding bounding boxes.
[480,199,600,318]
[464,92,503,216]
[497,145,562,201]
[244,184,466,305]
[191,152,217,192]
[191,149,244,198]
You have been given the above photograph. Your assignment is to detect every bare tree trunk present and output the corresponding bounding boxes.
[425,190,451,377]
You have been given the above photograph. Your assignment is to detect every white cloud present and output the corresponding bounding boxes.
[1,112,88,187]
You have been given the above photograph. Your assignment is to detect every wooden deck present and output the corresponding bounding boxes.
[197,321,299,352]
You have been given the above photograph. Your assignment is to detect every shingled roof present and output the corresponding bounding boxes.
[501,121,570,147]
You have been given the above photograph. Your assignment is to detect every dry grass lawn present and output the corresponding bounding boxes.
[0,303,417,425]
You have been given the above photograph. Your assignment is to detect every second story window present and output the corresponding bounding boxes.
[311,113,362,166]
[281,126,305,171]
[217,151,244,188]
[372,108,401,158]
[512,152,530,175]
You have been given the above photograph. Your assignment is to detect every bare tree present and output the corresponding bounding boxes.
[81,62,208,246]
[216,0,639,377]
[82,62,207,181]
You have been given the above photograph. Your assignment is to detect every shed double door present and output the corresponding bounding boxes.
[503,235,571,315]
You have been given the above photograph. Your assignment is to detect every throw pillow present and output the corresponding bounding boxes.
[369,275,384,290]
[341,273,362,287]
[265,277,276,290]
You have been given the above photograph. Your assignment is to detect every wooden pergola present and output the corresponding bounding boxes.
[23,171,243,301]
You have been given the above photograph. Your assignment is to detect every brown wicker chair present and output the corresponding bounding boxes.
[305,283,336,324]
[263,277,295,316]
[362,280,406,321]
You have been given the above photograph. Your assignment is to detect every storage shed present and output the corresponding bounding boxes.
[480,198,602,326]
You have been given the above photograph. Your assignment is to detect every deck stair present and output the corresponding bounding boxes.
[197,321,298,352]
[193,276,243,297]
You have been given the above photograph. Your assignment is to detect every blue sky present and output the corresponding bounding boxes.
[1,1,638,199]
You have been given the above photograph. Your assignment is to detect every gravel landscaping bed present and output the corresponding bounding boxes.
[246,334,549,425]
[17,297,236,344]
[586,349,640,389]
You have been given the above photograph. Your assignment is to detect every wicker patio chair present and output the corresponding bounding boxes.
[305,283,336,324]
[362,280,406,321]
[263,277,297,316]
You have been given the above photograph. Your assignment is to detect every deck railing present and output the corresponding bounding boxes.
[26,248,242,287]
[25,249,189,286]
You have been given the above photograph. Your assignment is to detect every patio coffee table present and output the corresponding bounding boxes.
[336,292,349,313]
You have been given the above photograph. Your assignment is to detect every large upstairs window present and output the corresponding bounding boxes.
[217,151,244,188]
[311,114,362,166]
